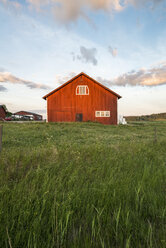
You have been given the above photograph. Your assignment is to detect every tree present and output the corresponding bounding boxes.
[2,105,12,117]
[2,105,7,112]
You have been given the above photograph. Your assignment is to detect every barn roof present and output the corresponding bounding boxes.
[14,111,42,117]
[43,72,122,100]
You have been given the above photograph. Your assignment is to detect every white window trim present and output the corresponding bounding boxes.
[76,85,89,95]
[95,111,110,117]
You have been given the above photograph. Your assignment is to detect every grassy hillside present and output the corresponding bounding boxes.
[125,112,166,122]
[0,122,166,248]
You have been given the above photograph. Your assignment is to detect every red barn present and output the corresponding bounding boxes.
[0,105,6,120]
[43,72,121,125]
[14,111,42,121]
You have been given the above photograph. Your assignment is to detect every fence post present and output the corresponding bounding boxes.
[0,125,3,152]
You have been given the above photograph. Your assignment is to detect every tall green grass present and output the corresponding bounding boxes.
[0,121,166,247]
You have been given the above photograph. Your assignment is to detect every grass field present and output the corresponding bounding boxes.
[0,121,166,248]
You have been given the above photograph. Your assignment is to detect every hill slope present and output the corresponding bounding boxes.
[125,112,166,121]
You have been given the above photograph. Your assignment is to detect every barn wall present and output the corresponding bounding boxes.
[0,107,6,119]
[47,75,118,125]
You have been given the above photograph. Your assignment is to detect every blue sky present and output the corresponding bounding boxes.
[0,0,166,118]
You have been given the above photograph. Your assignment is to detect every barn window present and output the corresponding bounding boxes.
[101,111,104,117]
[105,111,110,117]
[76,85,89,95]
[96,111,100,117]
[95,111,110,117]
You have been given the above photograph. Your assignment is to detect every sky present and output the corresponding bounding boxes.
[0,0,166,118]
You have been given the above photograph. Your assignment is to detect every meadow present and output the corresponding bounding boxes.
[0,121,166,248]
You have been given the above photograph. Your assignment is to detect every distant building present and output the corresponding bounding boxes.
[14,111,42,121]
[43,72,122,125]
[0,105,6,120]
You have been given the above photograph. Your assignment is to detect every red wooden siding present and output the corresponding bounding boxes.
[44,73,121,125]
[0,107,6,119]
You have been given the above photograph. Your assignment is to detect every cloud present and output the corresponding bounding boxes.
[0,67,6,72]
[126,0,164,8]
[113,62,166,86]
[108,46,118,57]
[71,52,76,61]
[0,71,51,90]
[26,0,165,23]
[1,0,165,23]
[0,85,7,92]
[26,0,124,23]
[55,72,77,84]
[0,0,21,9]
[76,46,98,66]
[96,77,111,87]
[98,62,166,87]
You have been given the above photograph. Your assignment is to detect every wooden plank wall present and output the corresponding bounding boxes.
[0,107,6,119]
